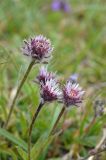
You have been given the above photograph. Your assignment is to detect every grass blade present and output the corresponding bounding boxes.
[0,128,27,151]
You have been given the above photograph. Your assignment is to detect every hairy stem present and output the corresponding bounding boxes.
[28,102,44,160]
[50,106,65,135]
[4,60,35,128]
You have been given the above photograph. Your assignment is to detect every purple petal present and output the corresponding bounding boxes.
[51,0,61,11]
[51,0,71,12]
[63,3,70,12]
[69,74,79,83]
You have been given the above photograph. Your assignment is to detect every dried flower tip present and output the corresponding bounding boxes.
[35,66,56,85]
[101,140,106,150]
[40,79,62,102]
[63,82,85,107]
[22,35,53,63]
[94,100,105,117]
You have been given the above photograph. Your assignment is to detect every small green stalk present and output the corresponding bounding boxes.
[4,60,35,128]
[50,106,65,135]
[28,101,44,160]
[84,115,96,133]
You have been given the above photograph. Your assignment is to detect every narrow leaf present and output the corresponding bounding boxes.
[31,131,60,160]
[0,148,17,160]
[17,147,28,160]
[0,128,27,151]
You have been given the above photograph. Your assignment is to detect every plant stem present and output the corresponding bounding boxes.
[28,101,44,160]
[84,115,96,133]
[80,148,106,160]
[50,106,65,135]
[4,60,35,128]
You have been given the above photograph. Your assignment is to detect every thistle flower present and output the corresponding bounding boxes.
[22,35,53,63]
[62,81,85,107]
[35,66,56,85]
[40,79,62,102]
[51,0,70,13]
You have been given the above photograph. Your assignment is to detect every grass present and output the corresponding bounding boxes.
[0,0,106,159]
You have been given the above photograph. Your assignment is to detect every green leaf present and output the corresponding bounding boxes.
[0,128,27,151]
[31,133,49,160]
[31,132,56,160]
[32,131,61,160]
[0,148,17,160]
[16,146,28,160]
[80,136,99,147]
[49,104,62,132]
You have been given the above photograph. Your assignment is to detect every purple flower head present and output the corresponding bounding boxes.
[51,0,70,12]
[22,35,53,63]
[40,79,62,102]
[35,66,56,85]
[68,73,79,83]
[62,81,85,107]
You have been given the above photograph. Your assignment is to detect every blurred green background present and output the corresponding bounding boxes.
[0,0,106,159]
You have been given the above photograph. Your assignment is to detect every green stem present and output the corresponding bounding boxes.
[84,115,96,133]
[28,101,44,160]
[4,60,35,128]
[50,106,65,135]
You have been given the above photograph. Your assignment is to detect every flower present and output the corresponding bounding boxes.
[35,66,56,85]
[22,35,53,63]
[51,0,70,12]
[68,73,78,83]
[62,81,85,107]
[40,79,62,102]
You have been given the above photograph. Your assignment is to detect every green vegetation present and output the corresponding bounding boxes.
[0,0,106,159]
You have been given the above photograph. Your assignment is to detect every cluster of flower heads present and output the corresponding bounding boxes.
[34,66,85,107]
[22,35,85,107]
